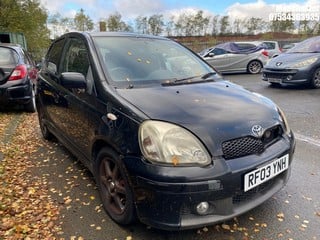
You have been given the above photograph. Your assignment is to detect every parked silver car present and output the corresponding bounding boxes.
[199,41,269,74]
[262,40,282,58]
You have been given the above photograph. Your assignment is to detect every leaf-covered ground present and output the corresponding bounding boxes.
[0,112,60,239]
[1,112,319,240]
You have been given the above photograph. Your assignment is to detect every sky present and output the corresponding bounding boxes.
[40,0,320,24]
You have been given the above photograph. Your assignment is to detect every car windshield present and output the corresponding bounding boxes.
[287,37,320,53]
[93,36,214,88]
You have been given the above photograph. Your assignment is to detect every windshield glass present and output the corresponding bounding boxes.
[288,37,320,53]
[93,36,214,88]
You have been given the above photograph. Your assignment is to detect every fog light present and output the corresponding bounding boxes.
[196,202,209,215]
[286,75,293,80]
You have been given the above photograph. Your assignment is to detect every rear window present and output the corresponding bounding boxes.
[0,47,19,66]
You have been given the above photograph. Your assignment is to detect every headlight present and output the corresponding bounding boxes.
[278,107,291,135]
[291,57,317,68]
[138,120,211,166]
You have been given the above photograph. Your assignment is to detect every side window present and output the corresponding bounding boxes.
[46,38,65,74]
[212,48,227,55]
[61,38,90,77]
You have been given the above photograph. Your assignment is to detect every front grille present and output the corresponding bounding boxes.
[222,125,283,160]
[222,137,264,160]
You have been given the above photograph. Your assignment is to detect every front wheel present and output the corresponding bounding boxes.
[247,60,262,74]
[38,107,54,141]
[309,68,320,88]
[95,148,136,225]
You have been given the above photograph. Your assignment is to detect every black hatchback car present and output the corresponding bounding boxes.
[0,43,37,112]
[36,32,295,230]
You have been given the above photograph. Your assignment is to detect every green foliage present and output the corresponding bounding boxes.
[0,0,50,61]
[105,12,132,32]
[74,8,94,31]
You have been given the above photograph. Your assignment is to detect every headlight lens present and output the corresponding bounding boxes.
[138,120,211,166]
[291,57,317,68]
[278,107,291,135]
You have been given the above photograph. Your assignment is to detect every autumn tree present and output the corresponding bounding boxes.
[74,8,94,31]
[219,16,230,35]
[105,12,132,32]
[0,0,50,60]
[135,16,148,34]
[245,17,266,34]
[148,14,164,35]
[269,19,294,33]
[47,13,73,38]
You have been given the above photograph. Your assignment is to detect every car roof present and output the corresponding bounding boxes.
[60,31,169,41]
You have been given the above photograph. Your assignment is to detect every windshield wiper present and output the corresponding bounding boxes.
[201,72,217,79]
[161,72,216,86]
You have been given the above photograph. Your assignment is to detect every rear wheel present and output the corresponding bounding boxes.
[309,68,320,88]
[96,148,136,225]
[247,60,262,74]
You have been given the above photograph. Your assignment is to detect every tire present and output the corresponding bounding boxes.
[25,85,36,113]
[95,148,136,225]
[309,68,320,88]
[247,60,262,74]
[38,107,54,141]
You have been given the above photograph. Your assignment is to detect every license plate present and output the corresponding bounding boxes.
[268,78,281,83]
[244,154,289,192]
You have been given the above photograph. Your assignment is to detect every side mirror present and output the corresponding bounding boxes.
[60,72,87,89]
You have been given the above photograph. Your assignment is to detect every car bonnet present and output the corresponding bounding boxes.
[266,53,320,68]
[116,81,281,156]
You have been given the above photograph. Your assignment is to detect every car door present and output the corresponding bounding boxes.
[57,36,98,162]
[203,48,231,72]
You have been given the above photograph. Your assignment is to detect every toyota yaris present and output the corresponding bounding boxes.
[36,32,295,230]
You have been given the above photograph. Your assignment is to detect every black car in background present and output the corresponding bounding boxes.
[36,32,295,230]
[0,43,37,112]
[262,36,320,88]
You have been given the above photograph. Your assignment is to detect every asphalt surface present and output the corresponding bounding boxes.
[2,73,320,240]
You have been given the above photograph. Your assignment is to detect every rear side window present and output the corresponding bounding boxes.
[45,38,65,74]
[0,47,18,66]
[263,42,276,50]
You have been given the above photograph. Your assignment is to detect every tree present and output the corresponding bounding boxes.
[193,10,210,36]
[47,13,73,38]
[245,17,265,34]
[0,0,50,61]
[74,8,94,31]
[220,16,230,35]
[269,19,294,33]
[211,15,219,36]
[135,16,148,34]
[105,12,132,32]
[148,14,164,35]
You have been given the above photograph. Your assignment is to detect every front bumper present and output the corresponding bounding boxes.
[123,134,295,230]
[262,68,311,85]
